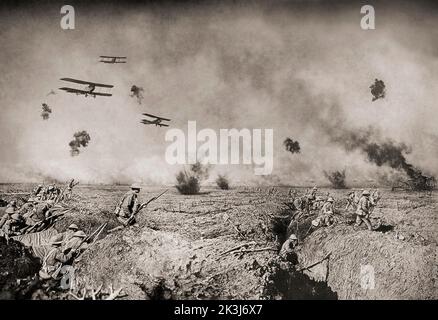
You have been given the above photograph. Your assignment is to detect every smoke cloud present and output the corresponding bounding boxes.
[0,1,437,185]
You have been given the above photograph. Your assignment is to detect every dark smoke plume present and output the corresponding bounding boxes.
[324,169,347,189]
[326,124,435,191]
[175,161,210,195]
[69,130,91,156]
[370,79,385,102]
[283,138,301,154]
[216,174,230,190]
[130,85,144,105]
[41,103,52,120]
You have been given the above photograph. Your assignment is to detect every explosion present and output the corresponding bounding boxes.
[129,85,144,105]
[327,125,435,191]
[323,170,347,189]
[41,103,52,120]
[175,161,210,195]
[216,174,230,190]
[69,131,91,156]
[283,138,301,154]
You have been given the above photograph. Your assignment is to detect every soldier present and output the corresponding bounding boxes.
[63,230,88,254]
[320,197,335,226]
[61,224,80,243]
[33,184,43,197]
[345,190,355,210]
[6,200,17,211]
[115,183,141,226]
[2,214,25,236]
[18,197,37,217]
[306,187,318,213]
[25,200,53,230]
[0,207,16,229]
[39,234,76,280]
[66,179,79,199]
[279,234,298,263]
[355,190,373,231]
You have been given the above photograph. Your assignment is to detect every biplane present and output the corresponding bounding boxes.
[141,113,171,127]
[99,56,127,64]
[59,78,114,98]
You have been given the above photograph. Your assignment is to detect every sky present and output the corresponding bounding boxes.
[0,0,437,186]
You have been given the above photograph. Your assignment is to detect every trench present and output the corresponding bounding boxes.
[267,208,338,300]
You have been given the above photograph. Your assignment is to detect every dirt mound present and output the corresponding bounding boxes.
[73,226,272,299]
[0,237,41,299]
[297,225,437,299]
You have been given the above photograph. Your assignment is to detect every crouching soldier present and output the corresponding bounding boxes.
[115,183,141,226]
[354,190,373,231]
[39,235,76,280]
[60,224,80,243]
[279,234,299,264]
[63,230,88,255]
[0,207,15,229]
[2,213,26,236]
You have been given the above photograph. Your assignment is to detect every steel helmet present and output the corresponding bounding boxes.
[73,231,87,238]
[11,214,21,221]
[327,197,334,202]
[362,190,370,196]
[130,183,141,190]
[289,234,298,240]
[5,207,15,214]
[68,224,79,230]
[50,234,64,246]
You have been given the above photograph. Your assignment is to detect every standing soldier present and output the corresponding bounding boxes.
[320,197,335,226]
[345,190,355,210]
[355,190,373,231]
[115,183,141,226]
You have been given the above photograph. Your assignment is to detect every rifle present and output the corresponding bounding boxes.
[72,223,107,258]
[125,189,169,226]
[22,210,66,234]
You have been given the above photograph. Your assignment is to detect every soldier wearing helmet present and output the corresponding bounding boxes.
[39,234,76,280]
[355,190,373,230]
[2,213,25,236]
[279,234,299,263]
[63,230,88,254]
[0,206,16,229]
[115,183,141,226]
[320,197,335,226]
[60,223,80,243]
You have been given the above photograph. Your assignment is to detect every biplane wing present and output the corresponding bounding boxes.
[60,78,114,88]
[140,119,154,124]
[142,113,171,121]
[99,56,127,63]
[99,56,127,59]
[158,123,169,127]
[59,87,112,97]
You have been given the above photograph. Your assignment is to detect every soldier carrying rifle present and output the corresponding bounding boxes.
[114,184,168,227]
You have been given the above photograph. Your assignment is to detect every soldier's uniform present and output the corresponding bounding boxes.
[279,234,298,264]
[345,191,355,210]
[63,231,88,254]
[0,207,15,229]
[115,183,141,226]
[60,224,79,243]
[355,191,373,230]
[39,235,75,280]
[319,197,335,226]
[2,214,25,236]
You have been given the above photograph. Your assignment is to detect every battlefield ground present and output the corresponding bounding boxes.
[0,183,437,300]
